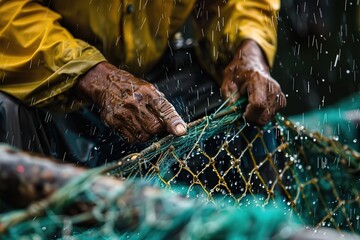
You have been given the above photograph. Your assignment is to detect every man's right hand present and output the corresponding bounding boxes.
[76,62,187,142]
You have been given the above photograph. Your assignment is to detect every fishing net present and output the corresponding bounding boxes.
[1,98,360,239]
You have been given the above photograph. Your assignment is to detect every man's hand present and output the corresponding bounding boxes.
[76,62,187,142]
[221,40,287,126]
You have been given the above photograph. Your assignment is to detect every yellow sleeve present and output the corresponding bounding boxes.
[196,0,280,68]
[0,0,106,110]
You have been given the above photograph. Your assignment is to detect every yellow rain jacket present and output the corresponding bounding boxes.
[0,0,279,110]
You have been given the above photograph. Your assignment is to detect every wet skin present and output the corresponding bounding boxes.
[221,40,287,126]
[76,62,187,142]
[77,40,286,143]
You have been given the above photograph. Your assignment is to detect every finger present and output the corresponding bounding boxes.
[258,109,272,126]
[244,103,267,125]
[148,93,187,136]
[221,81,241,104]
[115,111,151,142]
[139,106,166,134]
[101,112,137,142]
[265,81,286,114]
[221,66,242,104]
[275,92,287,110]
[117,125,137,143]
[134,131,150,142]
[253,79,286,125]
[244,78,267,124]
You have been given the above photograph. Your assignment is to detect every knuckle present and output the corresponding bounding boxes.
[122,133,135,143]
[148,121,164,134]
[282,95,287,107]
[157,99,173,114]
[267,77,281,88]
[252,102,267,112]
[224,66,233,75]
[120,99,139,110]
[100,111,113,127]
[162,107,179,121]
[150,93,166,107]
[136,133,149,142]
[140,82,160,96]
[133,92,143,102]
[221,87,230,98]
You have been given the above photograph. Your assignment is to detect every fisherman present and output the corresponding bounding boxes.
[0,0,286,165]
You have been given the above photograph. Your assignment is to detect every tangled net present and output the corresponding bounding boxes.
[1,98,360,239]
[118,98,360,230]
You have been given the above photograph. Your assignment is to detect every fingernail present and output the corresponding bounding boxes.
[175,123,187,136]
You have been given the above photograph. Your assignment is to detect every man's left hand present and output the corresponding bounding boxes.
[221,40,287,126]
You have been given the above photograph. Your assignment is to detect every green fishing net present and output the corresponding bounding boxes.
[0,98,359,239]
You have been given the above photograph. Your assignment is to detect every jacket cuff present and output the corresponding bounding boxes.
[32,40,106,111]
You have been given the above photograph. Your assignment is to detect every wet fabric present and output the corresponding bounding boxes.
[0,45,279,165]
[0,0,279,110]
[0,91,146,167]
[0,93,51,154]
[0,46,221,165]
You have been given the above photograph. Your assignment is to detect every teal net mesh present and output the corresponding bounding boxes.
[0,98,359,239]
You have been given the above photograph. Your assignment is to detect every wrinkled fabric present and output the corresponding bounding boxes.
[0,91,134,167]
[0,1,106,110]
[0,0,279,109]
[0,92,51,153]
[0,46,222,165]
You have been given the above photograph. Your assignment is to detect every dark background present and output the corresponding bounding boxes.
[273,0,360,116]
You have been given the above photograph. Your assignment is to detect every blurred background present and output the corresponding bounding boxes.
[272,0,360,149]
[274,0,360,115]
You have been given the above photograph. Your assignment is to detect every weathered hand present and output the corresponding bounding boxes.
[221,40,286,126]
[76,62,187,142]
